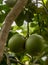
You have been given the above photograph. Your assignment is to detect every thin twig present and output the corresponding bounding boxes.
[4,48,11,65]
[10,57,24,65]
[27,22,29,38]
[33,51,45,64]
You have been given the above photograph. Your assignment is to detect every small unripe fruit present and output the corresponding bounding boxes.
[8,34,25,53]
[26,34,45,56]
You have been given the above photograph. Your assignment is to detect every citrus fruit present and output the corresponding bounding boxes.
[25,34,45,56]
[8,34,25,53]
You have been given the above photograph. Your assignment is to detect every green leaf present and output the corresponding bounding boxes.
[30,22,37,27]
[0,0,3,4]
[0,5,10,23]
[43,0,47,4]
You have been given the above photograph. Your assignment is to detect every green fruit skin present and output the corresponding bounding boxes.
[26,34,45,56]
[8,34,25,53]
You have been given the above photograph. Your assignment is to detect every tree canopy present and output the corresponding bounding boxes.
[0,0,48,65]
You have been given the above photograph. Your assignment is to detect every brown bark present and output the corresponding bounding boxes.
[0,0,28,62]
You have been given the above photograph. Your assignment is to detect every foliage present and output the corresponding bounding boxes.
[0,0,48,65]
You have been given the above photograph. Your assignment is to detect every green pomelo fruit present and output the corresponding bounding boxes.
[26,34,45,56]
[8,34,25,53]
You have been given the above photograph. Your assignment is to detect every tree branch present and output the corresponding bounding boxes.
[0,0,28,62]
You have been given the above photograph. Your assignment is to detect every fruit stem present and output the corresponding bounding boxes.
[37,14,42,35]
[27,22,29,38]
